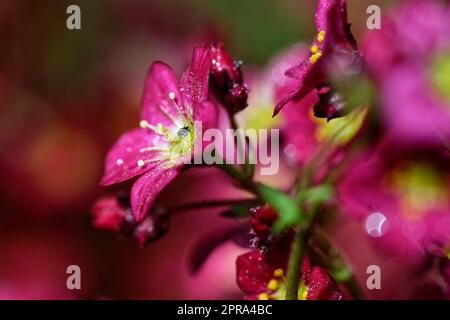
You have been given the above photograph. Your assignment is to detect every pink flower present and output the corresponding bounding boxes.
[339,141,450,265]
[236,243,342,300]
[233,43,366,166]
[274,0,361,117]
[362,0,450,145]
[100,46,218,222]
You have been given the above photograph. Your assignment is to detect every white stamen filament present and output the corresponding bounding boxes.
[139,146,168,153]
[137,158,165,167]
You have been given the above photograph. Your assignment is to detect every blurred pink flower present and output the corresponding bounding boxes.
[100,46,218,222]
[339,141,450,265]
[92,192,172,247]
[92,193,136,233]
[363,0,450,145]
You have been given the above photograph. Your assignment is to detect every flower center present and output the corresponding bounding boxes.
[386,162,448,218]
[137,92,195,168]
[431,51,450,103]
[312,106,367,145]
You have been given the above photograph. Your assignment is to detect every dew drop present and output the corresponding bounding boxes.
[365,212,388,237]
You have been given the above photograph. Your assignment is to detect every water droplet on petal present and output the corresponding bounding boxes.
[365,212,388,237]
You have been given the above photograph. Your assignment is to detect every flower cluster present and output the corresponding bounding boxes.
[93,0,450,300]
[236,246,342,300]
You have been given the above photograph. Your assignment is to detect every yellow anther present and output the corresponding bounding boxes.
[317,30,326,42]
[273,269,284,277]
[258,293,270,300]
[267,279,279,291]
[310,44,319,54]
[168,92,176,100]
[309,52,323,64]
[137,159,145,167]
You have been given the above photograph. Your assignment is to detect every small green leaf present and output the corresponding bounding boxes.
[257,184,302,233]
[332,267,353,283]
[303,184,335,204]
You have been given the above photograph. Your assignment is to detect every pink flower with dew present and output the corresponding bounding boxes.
[100,46,217,222]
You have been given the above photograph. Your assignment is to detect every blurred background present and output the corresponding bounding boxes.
[0,0,409,299]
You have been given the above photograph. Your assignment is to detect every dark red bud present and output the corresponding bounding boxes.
[210,42,242,87]
[249,205,279,241]
[225,83,249,113]
[313,87,347,120]
[133,209,170,247]
[209,42,248,113]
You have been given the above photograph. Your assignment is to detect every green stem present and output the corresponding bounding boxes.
[285,228,306,300]
[229,112,255,178]
[285,202,321,300]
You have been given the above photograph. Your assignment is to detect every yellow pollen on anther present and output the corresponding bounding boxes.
[310,52,322,64]
[258,293,270,300]
[317,30,326,42]
[168,92,176,100]
[137,159,145,167]
[273,269,284,277]
[310,44,319,54]
[267,279,279,291]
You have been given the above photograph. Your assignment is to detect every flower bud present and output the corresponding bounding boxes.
[133,205,170,247]
[313,87,347,120]
[209,42,248,113]
[91,192,136,234]
[250,205,279,241]
[210,42,242,86]
[225,83,249,113]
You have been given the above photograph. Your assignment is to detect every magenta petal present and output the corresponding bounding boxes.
[236,251,273,295]
[180,46,211,107]
[274,84,314,116]
[140,62,188,127]
[100,128,165,186]
[130,166,180,222]
[307,266,342,300]
[315,0,336,31]
[194,101,218,131]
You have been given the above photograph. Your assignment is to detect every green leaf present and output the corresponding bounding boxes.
[257,184,302,233]
[302,184,335,204]
[332,267,353,283]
